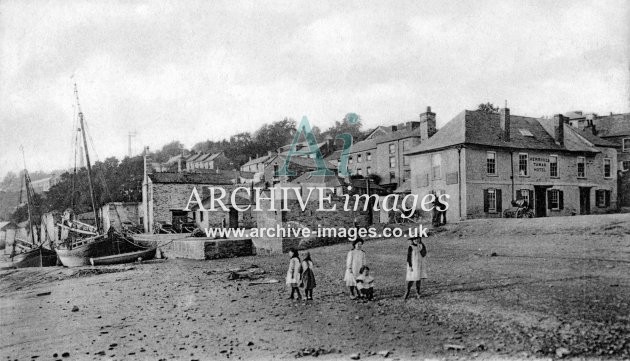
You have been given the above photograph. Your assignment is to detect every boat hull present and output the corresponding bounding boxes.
[56,237,153,267]
[56,238,115,267]
[89,247,156,266]
[12,247,58,268]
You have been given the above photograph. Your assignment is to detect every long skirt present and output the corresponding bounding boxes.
[302,269,316,290]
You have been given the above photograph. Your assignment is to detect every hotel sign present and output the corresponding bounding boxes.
[531,156,549,172]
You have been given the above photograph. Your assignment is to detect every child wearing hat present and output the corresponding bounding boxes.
[404,236,427,299]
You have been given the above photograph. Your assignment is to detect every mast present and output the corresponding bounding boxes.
[20,146,37,246]
[74,83,101,232]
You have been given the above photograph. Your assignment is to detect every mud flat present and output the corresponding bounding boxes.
[0,214,628,360]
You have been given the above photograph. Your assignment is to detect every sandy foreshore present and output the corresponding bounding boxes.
[1,214,629,360]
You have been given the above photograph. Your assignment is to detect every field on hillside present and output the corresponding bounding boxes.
[0,214,628,360]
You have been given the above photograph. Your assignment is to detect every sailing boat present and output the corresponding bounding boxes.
[10,152,58,268]
[55,84,156,267]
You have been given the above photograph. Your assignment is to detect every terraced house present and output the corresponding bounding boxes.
[405,108,618,220]
[347,106,437,191]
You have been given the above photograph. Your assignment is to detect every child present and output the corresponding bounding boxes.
[404,237,427,299]
[301,251,316,300]
[286,249,302,300]
[344,238,367,299]
[355,265,374,300]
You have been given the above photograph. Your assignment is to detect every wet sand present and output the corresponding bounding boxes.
[1,214,629,360]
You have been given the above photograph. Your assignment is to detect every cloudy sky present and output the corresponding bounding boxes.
[1,0,628,176]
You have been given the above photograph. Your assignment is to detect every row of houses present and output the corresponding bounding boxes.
[132,105,628,234]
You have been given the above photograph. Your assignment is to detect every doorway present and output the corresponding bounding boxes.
[534,186,548,217]
[228,208,239,228]
[579,187,591,215]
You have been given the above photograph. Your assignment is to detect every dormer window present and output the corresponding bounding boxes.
[519,129,534,137]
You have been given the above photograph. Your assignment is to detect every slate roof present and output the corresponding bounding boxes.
[242,154,275,167]
[592,113,630,137]
[190,194,251,211]
[274,155,336,169]
[348,139,377,153]
[405,110,609,155]
[290,173,344,188]
[148,172,235,184]
[373,126,422,144]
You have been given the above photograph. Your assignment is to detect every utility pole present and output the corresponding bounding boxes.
[128,131,137,158]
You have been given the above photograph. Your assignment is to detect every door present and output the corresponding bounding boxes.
[228,208,239,228]
[579,187,591,215]
[534,186,547,217]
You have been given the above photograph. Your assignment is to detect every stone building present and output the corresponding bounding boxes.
[263,154,336,185]
[347,107,437,190]
[405,108,618,220]
[142,172,236,233]
[186,152,232,171]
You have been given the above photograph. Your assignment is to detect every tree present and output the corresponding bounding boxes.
[477,102,499,114]
[321,114,365,142]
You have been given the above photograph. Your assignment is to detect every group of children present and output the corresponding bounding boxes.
[286,236,428,301]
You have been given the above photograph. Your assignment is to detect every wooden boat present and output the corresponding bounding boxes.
[55,84,155,267]
[89,247,156,266]
[11,247,58,268]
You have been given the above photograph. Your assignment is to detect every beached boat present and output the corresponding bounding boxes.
[11,246,58,268]
[89,246,156,266]
[55,84,154,267]
[9,152,58,268]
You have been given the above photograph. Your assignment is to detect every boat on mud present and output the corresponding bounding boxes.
[54,84,156,267]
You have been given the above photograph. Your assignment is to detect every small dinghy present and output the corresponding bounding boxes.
[89,246,157,266]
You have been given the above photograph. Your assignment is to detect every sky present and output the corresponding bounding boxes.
[1,0,629,177]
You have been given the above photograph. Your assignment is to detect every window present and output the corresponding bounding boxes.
[403,169,411,181]
[432,154,442,179]
[623,161,630,171]
[403,139,410,151]
[273,164,279,175]
[519,189,530,206]
[389,156,396,168]
[357,154,362,163]
[596,190,611,207]
[389,143,395,154]
[550,155,558,177]
[348,156,353,164]
[366,166,371,175]
[484,188,502,214]
[623,138,630,152]
[487,189,496,212]
[389,172,396,183]
[403,155,410,166]
[366,152,372,161]
[518,153,528,176]
[357,168,362,176]
[519,129,534,137]
[577,157,585,178]
[487,151,496,175]
[604,158,611,178]
[548,189,559,210]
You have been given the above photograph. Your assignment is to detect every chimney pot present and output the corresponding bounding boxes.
[419,106,437,140]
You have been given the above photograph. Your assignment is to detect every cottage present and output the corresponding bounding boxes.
[142,172,237,233]
[405,108,618,220]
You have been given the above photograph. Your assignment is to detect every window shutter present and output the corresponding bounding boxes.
[528,190,534,207]
[516,191,522,200]
[547,190,553,209]
[595,190,602,207]
[605,190,610,207]
[559,191,564,210]
[496,189,503,213]
[483,189,489,212]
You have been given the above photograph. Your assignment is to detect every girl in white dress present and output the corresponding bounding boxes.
[404,237,427,299]
[286,248,302,300]
[344,239,366,299]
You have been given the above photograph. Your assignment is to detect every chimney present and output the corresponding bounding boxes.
[419,106,436,141]
[499,108,510,142]
[553,114,565,147]
[391,125,398,132]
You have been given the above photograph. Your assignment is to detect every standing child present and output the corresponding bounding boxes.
[355,266,374,300]
[286,249,302,300]
[301,251,316,300]
[344,239,367,299]
[404,237,428,299]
